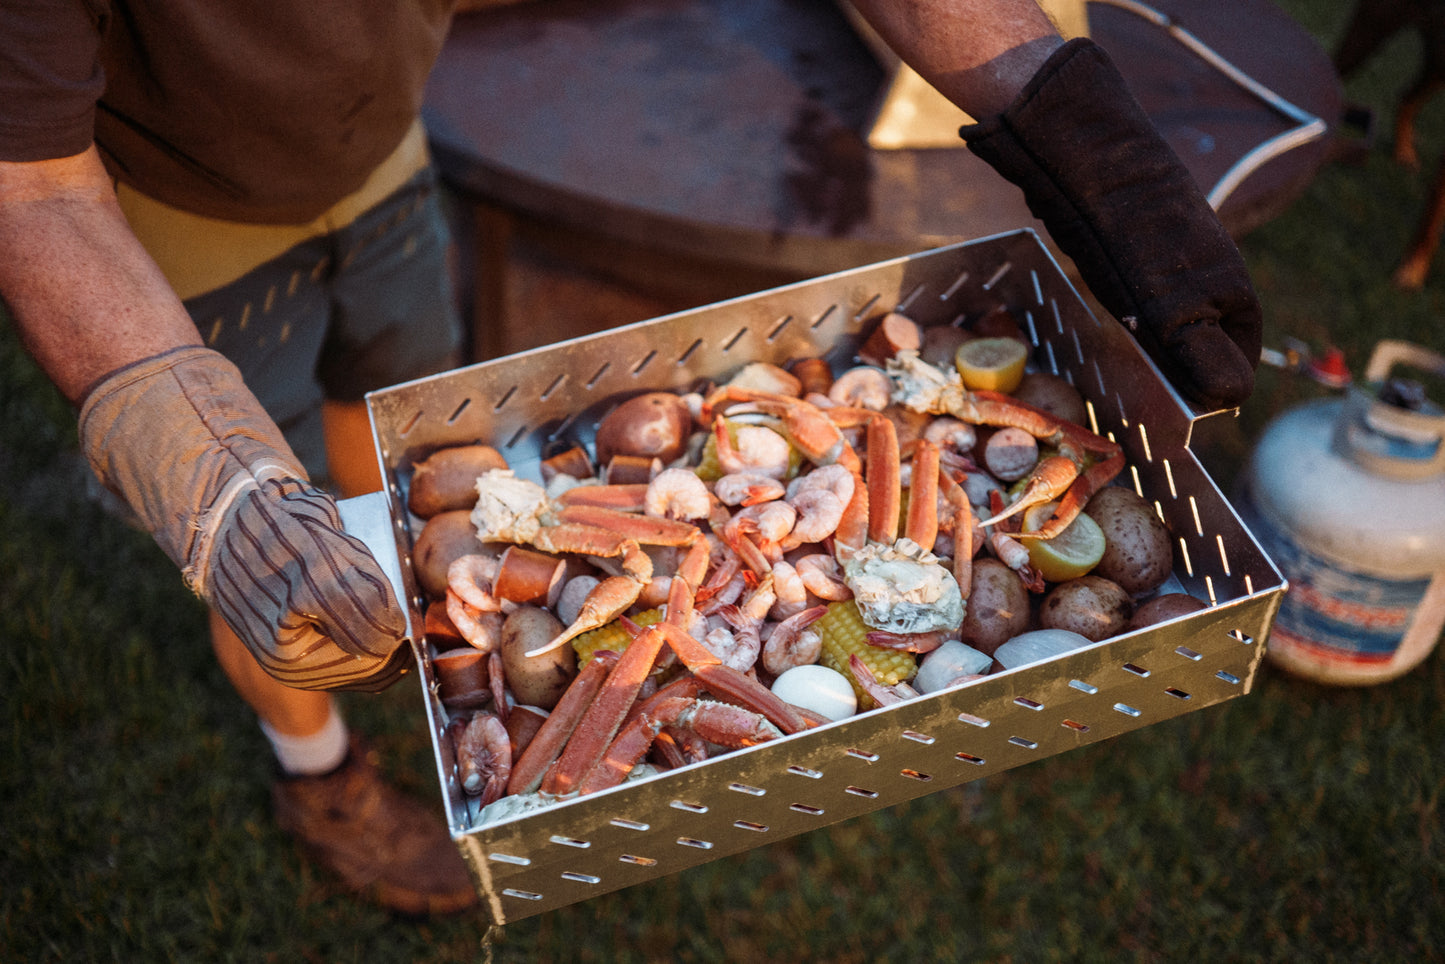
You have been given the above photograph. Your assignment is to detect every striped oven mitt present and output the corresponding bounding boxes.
[961,38,1263,411]
[79,346,410,691]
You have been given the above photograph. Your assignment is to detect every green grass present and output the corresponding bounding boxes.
[4,1,1444,960]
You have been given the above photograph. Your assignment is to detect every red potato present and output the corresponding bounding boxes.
[1127,593,1207,631]
[1038,575,1133,642]
[407,444,507,518]
[499,606,577,710]
[1011,371,1089,428]
[594,392,693,467]
[1086,487,1174,596]
[958,558,1032,656]
[413,509,482,600]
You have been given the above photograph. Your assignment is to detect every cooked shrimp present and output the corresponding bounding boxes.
[713,418,792,479]
[447,554,503,613]
[644,467,712,520]
[827,366,892,411]
[782,463,855,547]
[760,604,827,676]
[716,574,775,671]
[795,553,852,601]
[713,472,786,507]
[923,416,978,455]
[721,500,797,551]
[701,625,753,673]
[769,559,808,620]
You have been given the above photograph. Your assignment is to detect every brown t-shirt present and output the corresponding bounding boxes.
[0,0,454,224]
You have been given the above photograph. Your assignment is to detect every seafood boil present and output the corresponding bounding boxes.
[409,310,1184,820]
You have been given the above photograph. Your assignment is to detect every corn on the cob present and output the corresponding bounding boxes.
[816,599,917,704]
[571,608,664,666]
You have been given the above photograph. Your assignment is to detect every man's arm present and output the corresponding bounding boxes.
[0,147,410,692]
[0,147,202,403]
[848,0,1063,117]
[848,0,1262,408]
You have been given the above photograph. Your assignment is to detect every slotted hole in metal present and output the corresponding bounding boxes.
[546,411,578,442]
[503,888,543,901]
[1008,736,1038,749]
[722,327,748,352]
[489,852,530,865]
[586,362,610,388]
[398,408,422,435]
[845,786,879,798]
[1014,697,1044,711]
[540,372,567,400]
[790,803,825,815]
[1069,679,1098,694]
[958,712,990,727]
[1166,688,1192,701]
[1123,662,1150,678]
[983,261,1011,290]
[1216,671,1241,685]
[1229,629,1254,645]
[448,395,473,422]
[561,872,601,885]
[1061,719,1090,732]
[677,837,714,850]
[677,338,703,365]
[670,800,707,814]
[631,349,658,374]
[491,386,516,413]
[853,294,881,320]
[1138,423,1153,462]
[956,751,986,765]
[1114,703,1142,717]
[1175,646,1203,661]
[504,424,528,450]
[902,730,935,744]
[898,283,926,313]
[767,315,792,341]
[900,769,932,782]
[734,820,769,832]
[940,270,970,300]
[610,817,650,831]
[728,783,766,796]
[1030,268,1043,305]
[1024,308,1039,344]
[846,748,879,762]
[812,304,838,329]
[549,835,590,849]
[1216,534,1233,576]
[787,765,823,779]
[620,854,657,866]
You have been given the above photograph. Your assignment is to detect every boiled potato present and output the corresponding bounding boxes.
[1038,575,1133,641]
[958,557,1031,656]
[1011,371,1088,427]
[500,606,577,709]
[1127,592,1206,631]
[408,444,507,518]
[594,392,693,467]
[1085,486,1174,596]
[413,509,481,600]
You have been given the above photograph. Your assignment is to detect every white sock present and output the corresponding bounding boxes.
[260,707,351,777]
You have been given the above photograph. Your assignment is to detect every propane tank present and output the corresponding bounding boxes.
[1237,340,1445,685]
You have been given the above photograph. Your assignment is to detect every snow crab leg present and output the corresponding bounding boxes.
[887,351,1124,539]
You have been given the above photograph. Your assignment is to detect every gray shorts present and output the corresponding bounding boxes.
[181,168,463,480]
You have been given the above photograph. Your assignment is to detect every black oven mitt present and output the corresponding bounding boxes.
[961,38,1262,410]
[79,346,411,692]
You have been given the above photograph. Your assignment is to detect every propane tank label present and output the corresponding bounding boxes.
[1248,506,1444,668]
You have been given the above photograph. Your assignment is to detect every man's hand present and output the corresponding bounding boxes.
[961,38,1263,409]
[80,347,411,691]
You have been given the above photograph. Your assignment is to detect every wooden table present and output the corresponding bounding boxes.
[423,0,1343,359]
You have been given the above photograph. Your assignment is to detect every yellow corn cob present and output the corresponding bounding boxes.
[816,599,917,704]
[570,607,665,666]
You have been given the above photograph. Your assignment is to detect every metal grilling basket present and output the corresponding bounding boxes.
[357,230,1285,925]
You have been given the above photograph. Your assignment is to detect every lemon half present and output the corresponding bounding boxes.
[1020,502,1106,583]
[954,336,1029,393]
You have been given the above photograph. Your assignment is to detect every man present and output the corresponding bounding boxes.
[0,0,1259,917]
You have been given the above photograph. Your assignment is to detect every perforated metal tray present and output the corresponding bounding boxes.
[362,230,1284,925]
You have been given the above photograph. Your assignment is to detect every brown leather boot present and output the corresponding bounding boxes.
[272,738,477,916]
